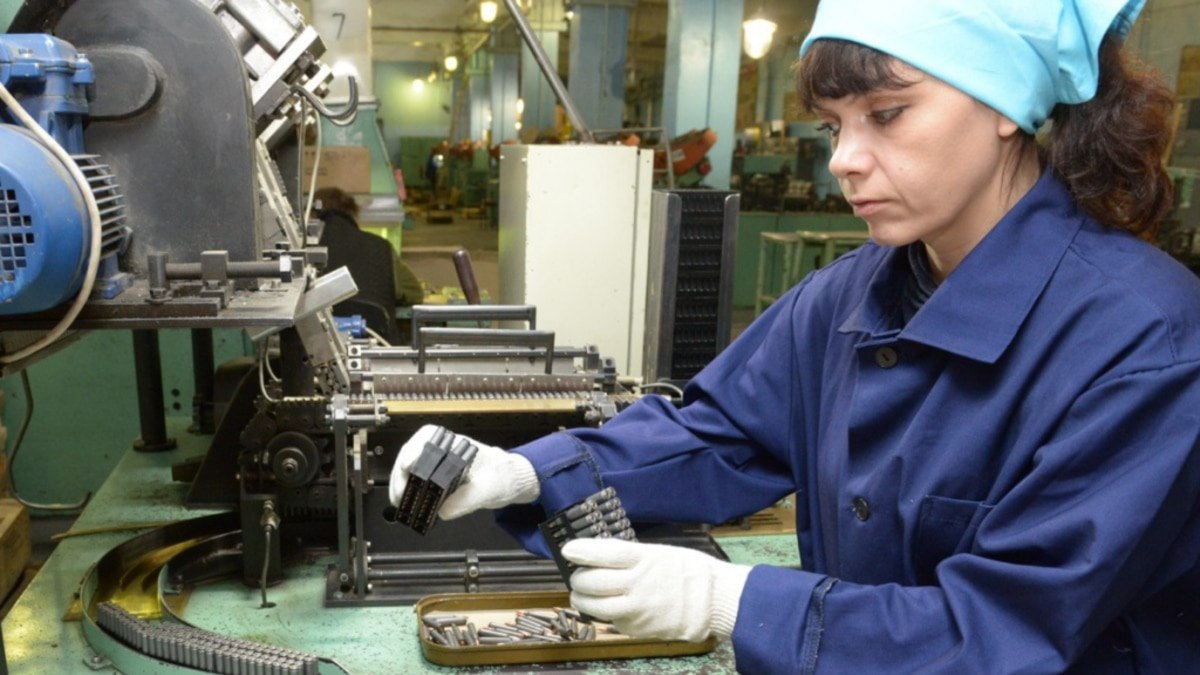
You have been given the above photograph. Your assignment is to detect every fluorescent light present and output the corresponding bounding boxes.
[444,55,459,72]
[480,1,498,24]
[412,78,425,93]
[742,17,777,60]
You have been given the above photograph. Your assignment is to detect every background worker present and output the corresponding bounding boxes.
[390,1,1200,672]
[315,187,424,342]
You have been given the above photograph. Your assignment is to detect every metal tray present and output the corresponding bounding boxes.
[414,590,718,667]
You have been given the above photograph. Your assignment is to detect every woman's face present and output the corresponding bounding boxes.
[813,61,1024,266]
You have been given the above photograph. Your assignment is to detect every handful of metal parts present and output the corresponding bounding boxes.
[388,426,479,534]
[421,607,620,647]
[539,486,637,589]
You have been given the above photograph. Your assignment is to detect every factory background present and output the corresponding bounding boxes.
[0,0,1198,670]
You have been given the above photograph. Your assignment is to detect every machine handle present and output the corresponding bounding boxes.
[417,327,556,374]
[410,304,537,348]
[452,249,482,306]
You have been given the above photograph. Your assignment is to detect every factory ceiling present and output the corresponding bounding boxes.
[298,1,818,68]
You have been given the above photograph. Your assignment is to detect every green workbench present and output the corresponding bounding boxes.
[733,212,867,308]
[2,420,799,673]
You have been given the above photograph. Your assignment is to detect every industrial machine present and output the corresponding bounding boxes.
[0,1,731,671]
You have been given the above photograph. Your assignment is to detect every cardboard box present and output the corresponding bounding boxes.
[302,145,372,194]
[0,498,30,600]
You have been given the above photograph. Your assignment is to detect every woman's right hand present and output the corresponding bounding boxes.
[387,424,541,519]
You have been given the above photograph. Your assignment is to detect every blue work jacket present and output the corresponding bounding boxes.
[498,172,1200,673]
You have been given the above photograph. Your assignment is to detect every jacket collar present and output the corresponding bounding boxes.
[838,171,1083,363]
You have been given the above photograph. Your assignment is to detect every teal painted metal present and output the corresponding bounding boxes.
[395,136,443,190]
[373,61,453,138]
[0,329,250,506]
[741,154,797,175]
[466,54,492,142]
[519,30,560,136]
[1,420,221,674]
[732,212,867,308]
[567,2,629,132]
[320,101,400,196]
[662,0,745,190]
[3,418,799,673]
[0,0,17,31]
[490,50,520,142]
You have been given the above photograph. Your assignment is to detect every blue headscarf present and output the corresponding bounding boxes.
[799,0,1145,133]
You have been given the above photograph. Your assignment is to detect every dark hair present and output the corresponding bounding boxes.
[314,186,360,220]
[797,38,1175,239]
[1045,35,1175,240]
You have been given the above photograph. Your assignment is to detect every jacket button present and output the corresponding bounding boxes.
[852,497,871,522]
[874,347,898,369]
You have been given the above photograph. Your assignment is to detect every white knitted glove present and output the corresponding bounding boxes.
[562,538,752,642]
[387,424,540,519]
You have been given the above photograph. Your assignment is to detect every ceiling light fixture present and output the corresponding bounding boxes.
[444,55,459,72]
[480,1,498,24]
[742,3,777,60]
[412,78,425,93]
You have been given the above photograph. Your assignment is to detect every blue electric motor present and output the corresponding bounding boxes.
[0,33,126,314]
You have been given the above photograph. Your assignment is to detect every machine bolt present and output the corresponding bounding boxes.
[280,458,299,476]
[338,573,350,583]
[374,446,384,456]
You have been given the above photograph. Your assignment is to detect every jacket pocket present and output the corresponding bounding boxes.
[913,495,994,586]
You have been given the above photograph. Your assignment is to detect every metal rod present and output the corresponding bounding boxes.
[367,562,559,581]
[164,261,283,279]
[359,346,588,359]
[368,550,543,564]
[501,0,594,143]
[131,329,176,452]
[190,328,215,433]
[333,398,351,582]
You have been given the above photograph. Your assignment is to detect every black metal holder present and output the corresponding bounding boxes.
[389,427,477,535]
[131,329,176,452]
[539,487,637,591]
[189,328,215,433]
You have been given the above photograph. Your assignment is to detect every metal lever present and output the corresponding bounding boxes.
[416,327,556,374]
[410,304,538,348]
[452,249,482,306]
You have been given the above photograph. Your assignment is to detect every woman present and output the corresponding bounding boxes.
[390,1,1200,671]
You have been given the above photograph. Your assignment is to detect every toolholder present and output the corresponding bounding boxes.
[539,487,637,590]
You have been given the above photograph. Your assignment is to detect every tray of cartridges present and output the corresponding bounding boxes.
[414,591,717,666]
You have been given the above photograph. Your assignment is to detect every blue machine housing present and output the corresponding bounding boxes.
[0,34,100,314]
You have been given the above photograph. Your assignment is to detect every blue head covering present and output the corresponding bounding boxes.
[799,0,1145,133]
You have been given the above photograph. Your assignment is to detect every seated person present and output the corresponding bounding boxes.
[315,187,422,342]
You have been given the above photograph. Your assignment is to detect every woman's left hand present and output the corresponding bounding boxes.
[562,538,753,642]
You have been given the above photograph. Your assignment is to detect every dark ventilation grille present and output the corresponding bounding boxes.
[670,193,728,379]
[644,190,739,385]
[0,185,34,283]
